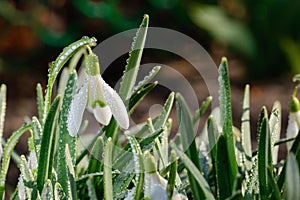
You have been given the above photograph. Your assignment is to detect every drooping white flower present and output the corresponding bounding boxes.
[67,52,129,136]
[286,96,300,150]
[143,151,182,200]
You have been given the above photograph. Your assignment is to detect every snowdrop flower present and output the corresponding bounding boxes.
[286,96,300,150]
[143,151,182,200]
[67,52,129,136]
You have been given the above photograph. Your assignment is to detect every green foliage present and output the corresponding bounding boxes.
[0,15,299,200]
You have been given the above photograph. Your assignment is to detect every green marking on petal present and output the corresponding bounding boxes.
[92,100,107,108]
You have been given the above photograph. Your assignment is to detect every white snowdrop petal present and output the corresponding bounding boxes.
[87,76,106,108]
[286,113,298,150]
[98,75,129,129]
[67,82,88,136]
[93,105,112,126]
[77,67,88,89]
[144,173,168,200]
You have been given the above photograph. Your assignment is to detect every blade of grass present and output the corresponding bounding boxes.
[218,57,238,187]
[0,84,6,157]
[54,182,66,200]
[57,72,77,197]
[104,138,113,200]
[241,84,252,172]
[125,133,144,200]
[31,117,42,159]
[131,65,161,95]
[65,144,76,199]
[175,93,204,199]
[192,96,212,124]
[171,143,215,199]
[41,180,53,199]
[0,123,32,198]
[269,101,281,164]
[257,107,272,200]
[129,82,157,113]
[37,96,60,193]
[36,84,44,124]
[119,14,149,101]
[167,151,177,200]
[87,136,104,174]
[215,134,232,199]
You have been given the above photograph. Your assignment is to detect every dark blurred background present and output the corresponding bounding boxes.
[1,0,300,195]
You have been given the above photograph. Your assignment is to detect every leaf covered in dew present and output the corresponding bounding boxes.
[218,57,238,188]
[269,101,281,164]
[119,14,149,101]
[241,84,252,172]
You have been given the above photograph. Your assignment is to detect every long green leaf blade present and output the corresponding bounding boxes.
[176,93,203,199]
[0,84,6,155]
[218,57,238,186]
[171,144,215,199]
[269,101,281,164]
[0,123,32,198]
[215,134,232,199]
[57,72,77,197]
[257,107,271,200]
[119,14,149,101]
[104,138,113,200]
[37,96,60,193]
[241,84,252,172]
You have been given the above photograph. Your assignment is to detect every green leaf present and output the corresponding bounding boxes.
[167,151,177,200]
[104,138,113,200]
[207,115,219,159]
[41,180,53,200]
[175,93,204,199]
[87,136,104,174]
[218,57,238,186]
[269,101,281,164]
[215,134,232,199]
[192,96,212,124]
[57,72,77,197]
[129,82,157,113]
[54,182,66,200]
[131,65,161,95]
[87,177,97,199]
[286,153,300,200]
[257,107,272,200]
[0,123,32,198]
[154,92,174,130]
[37,96,60,193]
[171,144,215,199]
[0,84,6,148]
[119,14,149,101]
[65,144,76,199]
[125,133,144,200]
[241,84,252,172]
[19,155,35,198]
[267,166,281,200]
[37,83,44,124]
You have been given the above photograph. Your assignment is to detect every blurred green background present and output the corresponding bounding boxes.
[1,0,300,80]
